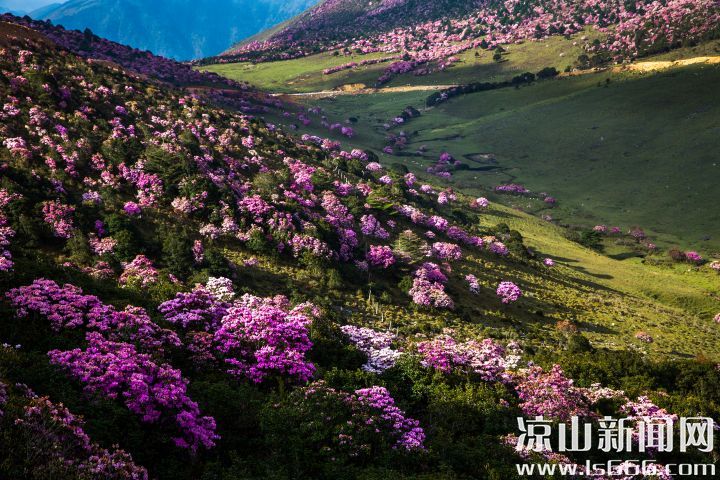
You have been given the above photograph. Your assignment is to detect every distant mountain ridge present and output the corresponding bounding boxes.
[0,0,24,15]
[32,0,319,60]
[29,3,64,18]
[2,0,57,15]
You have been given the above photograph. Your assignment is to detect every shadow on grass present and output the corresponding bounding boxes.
[565,264,614,280]
[485,209,523,219]
[608,252,645,261]
[576,320,619,335]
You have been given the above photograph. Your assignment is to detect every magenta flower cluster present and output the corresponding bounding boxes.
[0,381,7,417]
[42,200,75,238]
[49,332,218,452]
[416,334,516,382]
[0,189,21,271]
[465,274,480,294]
[352,386,426,451]
[159,286,230,331]
[431,242,462,261]
[684,251,703,264]
[495,184,529,195]
[214,294,317,383]
[15,394,149,478]
[409,262,454,309]
[297,381,426,455]
[496,281,522,304]
[360,214,390,239]
[515,365,592,421]
[366,245,396,268]
[6,279,180,350]
[119,255,159,288]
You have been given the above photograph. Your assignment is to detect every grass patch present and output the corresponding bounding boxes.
[279,64,720,251]
[199,30,605,93]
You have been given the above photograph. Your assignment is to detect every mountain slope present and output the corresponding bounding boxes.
[203,33,720,251]
[0,1,25,15]
[33,0,319,60]
[201,0,720,251]
[2,12,284,116]
[217,0,720,82]
[1,14,719,480]
[28,3,63,18]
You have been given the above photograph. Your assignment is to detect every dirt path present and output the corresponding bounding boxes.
[274,84,458,99]
[617,56,720,72]
[561,55,720,77]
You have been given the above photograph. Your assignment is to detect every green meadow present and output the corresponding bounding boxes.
[201,37,720,357]
[295,64,720,251]
[200,31,604,92]
[202,34,720,251]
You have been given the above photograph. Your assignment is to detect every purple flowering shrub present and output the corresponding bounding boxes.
[7,279,180,350]
[366,245,396,268]
[263,381,425,461]
[214,294,317,383]
[409,263,454,309]
[7,392,148,479]
[514,365,593,421]
[42,201,75,238]
[340,325,403,373]
[0,190,21,271]
[0,381,6,417]
[159,286,230,331]
[496,281,522,304]
[48,332,219,452]
[417,335,520,382]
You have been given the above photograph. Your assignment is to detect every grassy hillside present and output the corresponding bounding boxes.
[201,32,603,93]
[291,64,720,251]
[206,36,720,252]
[2,15,720,480]
[224,197,720,359]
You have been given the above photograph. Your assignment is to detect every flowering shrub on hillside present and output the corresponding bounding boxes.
[367,245,396,268]
[42,201,75,238]
[465,274,480,294]
[417,334,518,381]
[49,332,218,452]
[159,286,230,330]
[214,294,316,383]
[0,190,21,271]
[7,279,179,350]
[12,394,148,478]
[119,255,159,288]
[496,281,522,304]
[514,365,592,421]
[341,325,403,373]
